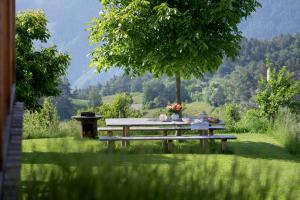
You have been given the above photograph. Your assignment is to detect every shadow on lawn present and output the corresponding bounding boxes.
[22,151,186,166]
[22,140,299,165]
[230,141,300,162]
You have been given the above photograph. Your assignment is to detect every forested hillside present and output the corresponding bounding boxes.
[17,0,300,88]
[74,34,300,109]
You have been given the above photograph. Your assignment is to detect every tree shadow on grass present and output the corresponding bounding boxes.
[22,140,300,166]
[22,151,186,166]
[228,141,300,163]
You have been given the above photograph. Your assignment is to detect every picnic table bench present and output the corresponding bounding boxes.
[98,118,236,153]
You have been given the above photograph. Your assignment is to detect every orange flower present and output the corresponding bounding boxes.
[175,104,182,111]
[166,103,182,113]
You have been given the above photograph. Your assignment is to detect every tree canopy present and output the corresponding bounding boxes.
[89,0,260,78]
[16,10,70,111]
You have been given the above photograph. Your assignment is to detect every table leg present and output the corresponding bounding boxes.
[208,129,215,145]
[163,130,169,153]
[167,140,173,153]
[107,130,115,151]
[199,130,209,151]
[122,126,130,147]
[176,127,182,143]
[221,139,227,152]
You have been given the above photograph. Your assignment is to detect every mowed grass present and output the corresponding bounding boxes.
[102,92,143,104]
[182,101,213,116]
[22,134,300,189]
[71,98,89,110]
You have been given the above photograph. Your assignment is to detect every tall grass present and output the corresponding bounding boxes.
[269,110,300,154]
[23,119,80,139]
[21,156,300,200]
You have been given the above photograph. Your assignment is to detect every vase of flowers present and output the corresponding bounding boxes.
[167,103,182,121]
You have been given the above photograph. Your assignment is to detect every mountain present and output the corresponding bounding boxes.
[240,0,300,39]
[16,0,300,88]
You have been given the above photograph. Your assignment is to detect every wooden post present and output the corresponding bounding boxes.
[0,0,16,171]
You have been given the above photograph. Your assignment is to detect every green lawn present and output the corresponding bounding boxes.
[22,134,300,178]
[21,133,300,199]
[71,98,89,110]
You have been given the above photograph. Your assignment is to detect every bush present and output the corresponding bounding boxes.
[23,111,49,139]
[237,109,269,133]
[24,98,63,139]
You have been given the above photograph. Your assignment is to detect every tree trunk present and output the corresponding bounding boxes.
[175,72,181,104]
[175,72,182,138]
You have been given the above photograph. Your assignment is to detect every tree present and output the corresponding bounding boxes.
[40,98,59,129]
[16,10,70,111]
[224,65,258,103]
[143,79,166,106]
[203,80,226,107]
[89,0,260,104]
[88,87,103,108]
[256,65,300,122]
[98,93,142,118]
[53,78,75,120]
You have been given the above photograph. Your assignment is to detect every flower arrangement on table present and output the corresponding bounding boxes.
[166,103,182,121]
[167,103,182,114]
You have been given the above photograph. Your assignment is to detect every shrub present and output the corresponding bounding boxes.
[23,111,49,139]
[223,104,241,131]
[23,98,62,139]
[237,109,269,133]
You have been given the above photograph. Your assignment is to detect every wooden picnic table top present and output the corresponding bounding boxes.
[105,118,224,127]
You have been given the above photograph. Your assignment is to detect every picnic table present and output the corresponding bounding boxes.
[99,118,235,152]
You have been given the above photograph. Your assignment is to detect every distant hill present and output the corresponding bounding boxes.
[17,0,300,88]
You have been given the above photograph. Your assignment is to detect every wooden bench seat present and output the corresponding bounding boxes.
[99,135,236,141]
[99,135,237,153]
